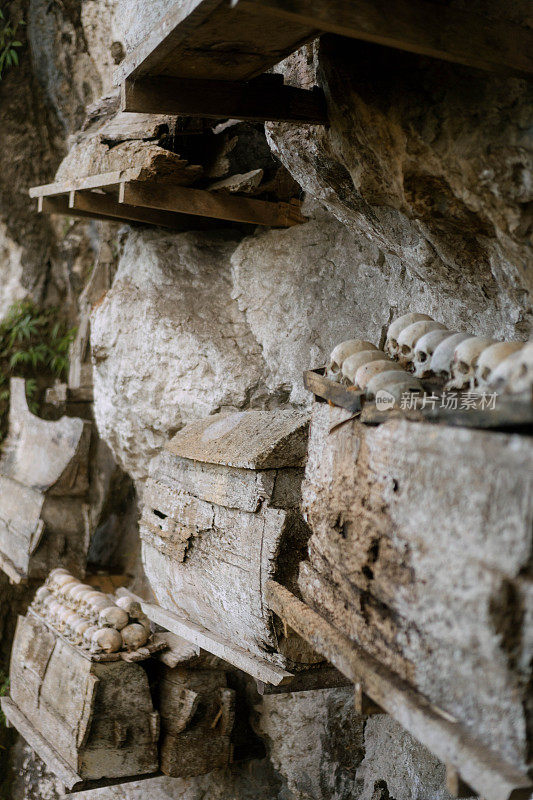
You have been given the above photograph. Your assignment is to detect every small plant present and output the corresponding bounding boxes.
[0,8,23,80]
[0,301,77,441]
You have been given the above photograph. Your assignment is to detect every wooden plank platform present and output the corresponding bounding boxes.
[31,173,305,229]
[116,0,531,124]
[239,0,533,76]
[266,581,533,800]
[303,369,533,433]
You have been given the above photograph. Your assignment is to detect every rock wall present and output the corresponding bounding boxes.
[0,1,531,799]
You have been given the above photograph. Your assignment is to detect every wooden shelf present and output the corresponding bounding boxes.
[115,0,531,123]
[267,581,533,800]
[30,169,306,230]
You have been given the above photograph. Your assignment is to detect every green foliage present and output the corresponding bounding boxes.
[0,301,76,440]
[0,7,24,80]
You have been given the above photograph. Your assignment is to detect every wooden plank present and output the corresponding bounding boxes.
[115,0,317,84]
[121,74,327,124]
[1,697,82,790]
[164,410,309,469]
[256,664,351,695]
[39,194,195,232]
[303,369,363,414]
[140,600,293,685]
[120,181,307,227]
[238,0,533,76]
[266,581,533,800]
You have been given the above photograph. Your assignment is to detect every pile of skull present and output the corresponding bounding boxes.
[31,569,152,655]
[327,313,533,400]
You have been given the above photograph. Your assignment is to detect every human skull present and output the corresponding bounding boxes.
[73,620,91,645]
[65,583,91,608]
[57,607,72,633]
[475,342,524,388]
[488,341,533,395]
[54,575,79,594]
[136,615,152,634]
[397,321,446,368]
[115,596,143,619]
[342,351,390,386]
[121,624,150,652]
[83,625,100,648]
[354,360,404,390]
[446,337,497,389]
[65,612,82,638]
[91,627,123,654]
[412,330,457,378]
[385,313,434,359]
[429,333,471,380]
[48,601,63,625]
[326,340,378,382]
[98,606,130,631]
[34,587,51,608]
[365,370,422,399]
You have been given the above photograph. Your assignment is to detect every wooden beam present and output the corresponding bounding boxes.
[140,599,294,685]
[266,581,533,800]
[121,74,327,124]
[120,181,306,227]
[115,0,317,84]
[39,193,195,231]
[238,0,533,76]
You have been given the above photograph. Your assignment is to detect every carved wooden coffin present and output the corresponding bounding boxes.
[2,572,240,790]
[0,379,92,583]
[300,402,533,776]
[140,410,321,682]
[3,612,159,791]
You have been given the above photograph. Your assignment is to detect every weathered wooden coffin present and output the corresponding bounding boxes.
[140,410,321,682]
[0,379,91,583]
[4,613,159,791]
[299,402,533,775]
[156,661,235,777]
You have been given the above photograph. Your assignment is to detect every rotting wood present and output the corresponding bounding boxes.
[0,379,92,582]
[238,0,533,76]
[140,600,293,686]
[256,664,351,695]
[120,181,306,227]
[140,410,319,682]
[266,581,533,800]
[121,74,327,124]
[114,0,318,85]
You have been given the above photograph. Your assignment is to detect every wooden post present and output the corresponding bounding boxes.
[121,74,327,124]
[120,181,307,227]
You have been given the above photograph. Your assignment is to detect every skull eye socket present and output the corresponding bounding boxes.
[401,344,411,355]
[457,361,469,374]
[331,361,341,372]
[518,364,527,378]
[481,367,490,380]
[417,352,427,362]
[390,338,398,349]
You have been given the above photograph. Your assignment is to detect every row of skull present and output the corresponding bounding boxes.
[327,313,533,395]
[31,569,151,654]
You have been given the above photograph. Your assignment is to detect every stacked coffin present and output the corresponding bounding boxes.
[1,572,236,792]
[0,379,92,584]
[140,409,322,684]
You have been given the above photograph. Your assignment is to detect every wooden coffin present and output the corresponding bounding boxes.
[0,379,91,583]
[4,613,160,791]
[156,661,235,777]
[294,401,533,782]
[140,410,323,683]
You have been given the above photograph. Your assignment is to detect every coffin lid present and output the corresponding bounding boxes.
[165,410,309,469]
[0,378,86,492]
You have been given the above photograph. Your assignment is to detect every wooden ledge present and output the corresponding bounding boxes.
[31,174,306,229]
[266,580,533,800]
[121,74,328,125]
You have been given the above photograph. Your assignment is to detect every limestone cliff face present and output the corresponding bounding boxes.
[0,2,531,799]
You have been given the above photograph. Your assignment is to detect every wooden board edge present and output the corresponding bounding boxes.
[141,600,293,685]
[265,580,533,800]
